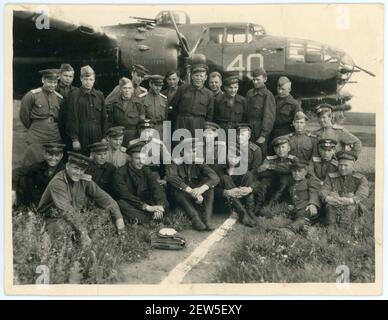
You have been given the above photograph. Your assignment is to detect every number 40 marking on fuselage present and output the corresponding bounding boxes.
[226,53,264,79]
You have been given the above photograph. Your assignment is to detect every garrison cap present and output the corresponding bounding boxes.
[39,69,60,80]
[315,103,334,116]
[139,118,155,129]
[318,138,337,149]
[290,158,310,170]
[59,64,74,72]
[237,123,253,132]
[294,111,308,121]
[251,67,267,78]
[277,76,291,86]
[204,121,220,130]
[336,150,357,161]
[223,75,239,86]
[43,143,66,153]
[67,151,92,168]
[88,142,109,153]
[271,135,290,147]
[132,64,149,76]
[165,70,179,78]
[149,74,164,85]
[80,65,95,77]
[126,140,146,155]
[106,126,125,138]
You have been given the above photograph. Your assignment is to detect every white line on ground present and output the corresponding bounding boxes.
[160,214,238,285]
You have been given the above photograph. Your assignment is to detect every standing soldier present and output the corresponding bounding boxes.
[214,76,247,132]
[166,138,220,231]
[66,65,107,154]
[105,126,128,168]
[314,104,362,157]
[271,76,302,140]
[137,75,168,139]
[86,142,116,196]
[12,143,65,207]
[56,64,76,98]
[245,67,276,157]
[320,151,369,231]
[208,71,224,105]
[288,111,318,161]
[311,139,339,182]
[171,63,214,136]
[105,78,144,146]
[19,69,63,166]
[38,151,125,244]
[113,141,169,225]
[162,70,181,104]
[237,123,263,173]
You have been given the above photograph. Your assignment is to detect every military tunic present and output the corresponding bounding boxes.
[288,131,318,162]
[106,145,128,168]
[161,86,179,104]
[56,82,76,99]
[213,90,224,106]
[271,94,302,139]
[320,171,369,226]
[85,162,116,196]
[311,157,338,181]
[65,87,107,154]
[214,94,247,131]
[171,84,214,136]
[12,161,65,205]
[314,124,362,157]
[19,88,63,165]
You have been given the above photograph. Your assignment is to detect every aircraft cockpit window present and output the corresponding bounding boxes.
[252,25,266,37]
[226,27,247,44]
[288,41,305,63]
[209,28,224,44]
[155,11,190,25]
[305,43,323,63]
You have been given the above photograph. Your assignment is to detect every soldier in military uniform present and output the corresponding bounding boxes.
[320,151,369,230]
[86,142,116,196]
[113,141,169,225]
[136,75,169,139]
[245,67,276,157]
[65,65,108,155]
[278,159,321,235]
[208,71,224,105]
[254,136,296,216]
[237,123,264,173]
[162,70,181,104]
[314,104,362,157]
[105,126,128,168]
[19,69,63,166]
[38,152,125,245]
[311,138,339,182]
[166,138,220,231]
[214,76,247,132]
[12,143,65,207]
[105,64,149,105]
[171,63,214,136]
[105,78,144,146]
[270,76,302,140]
[288,111,318,161]
[56,64,76,98]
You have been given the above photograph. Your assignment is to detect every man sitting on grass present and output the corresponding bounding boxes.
[37,152,125,247]
[311,138,339,182]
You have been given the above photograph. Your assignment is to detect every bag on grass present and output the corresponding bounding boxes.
[150,228,186,250]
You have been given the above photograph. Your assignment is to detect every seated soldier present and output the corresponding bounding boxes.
[319,151,369,231]
[278,159,321,235]
[311,138,339,182]
[105,126,128,168]
[254,135,296,216]
[237,123,263,173]
[166,138,220,231]
[314,104,362,157]
[12,143,66,207]
[86,142,116,196]
[288,111,318,161]
[218,143,257,227]
[113,141,169,225]
[202,121,227,176]
[37,152,125,246]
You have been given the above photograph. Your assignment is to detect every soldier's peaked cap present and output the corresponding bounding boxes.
[39,69,60,80]
[315,103,333,115]
[88,142,109,153]
[149,74,164,85]
[318,138,337,149]
[204,121,220,130]
[336,151,357,161]
[43,143,66,153]
[236,123,253,132]
[223,75,239,86]
[271,135,290,147]
[139,119,155,128]
[132,64,149,76]
[126,140,146,155]
[67,151,92,167]
[291,158,310,169]
[106,126,125,138]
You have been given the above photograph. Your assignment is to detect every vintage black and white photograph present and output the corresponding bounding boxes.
[4,3,383,295]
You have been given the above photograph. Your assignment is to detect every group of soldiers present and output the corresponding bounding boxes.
[12,59,369,246]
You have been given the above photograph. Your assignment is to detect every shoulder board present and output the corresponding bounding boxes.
[138,92,148,98]
[307,132,317,138]
[288,132,295,137]
[266,155,278,160]
[352,172,364,179]
[333,124,343,130]
[249,143,259,151]
[54,91,63,99]
[328,172,341,178]
[288,155,296,160]
[330,159,338,166]
[159,93,167,99]
[139,86,147,92]
[31,88,42,94]
[120,146,127,152]
[81,174,92,181]
[312,157,322,163]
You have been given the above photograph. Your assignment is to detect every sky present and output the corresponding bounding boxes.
[15,3,383,113]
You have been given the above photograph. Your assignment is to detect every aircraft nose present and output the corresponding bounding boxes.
[340,54,355,72]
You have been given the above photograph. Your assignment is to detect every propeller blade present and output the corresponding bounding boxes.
[354,65,376,77]
[189,27,208,56]
[168,11,189,57]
